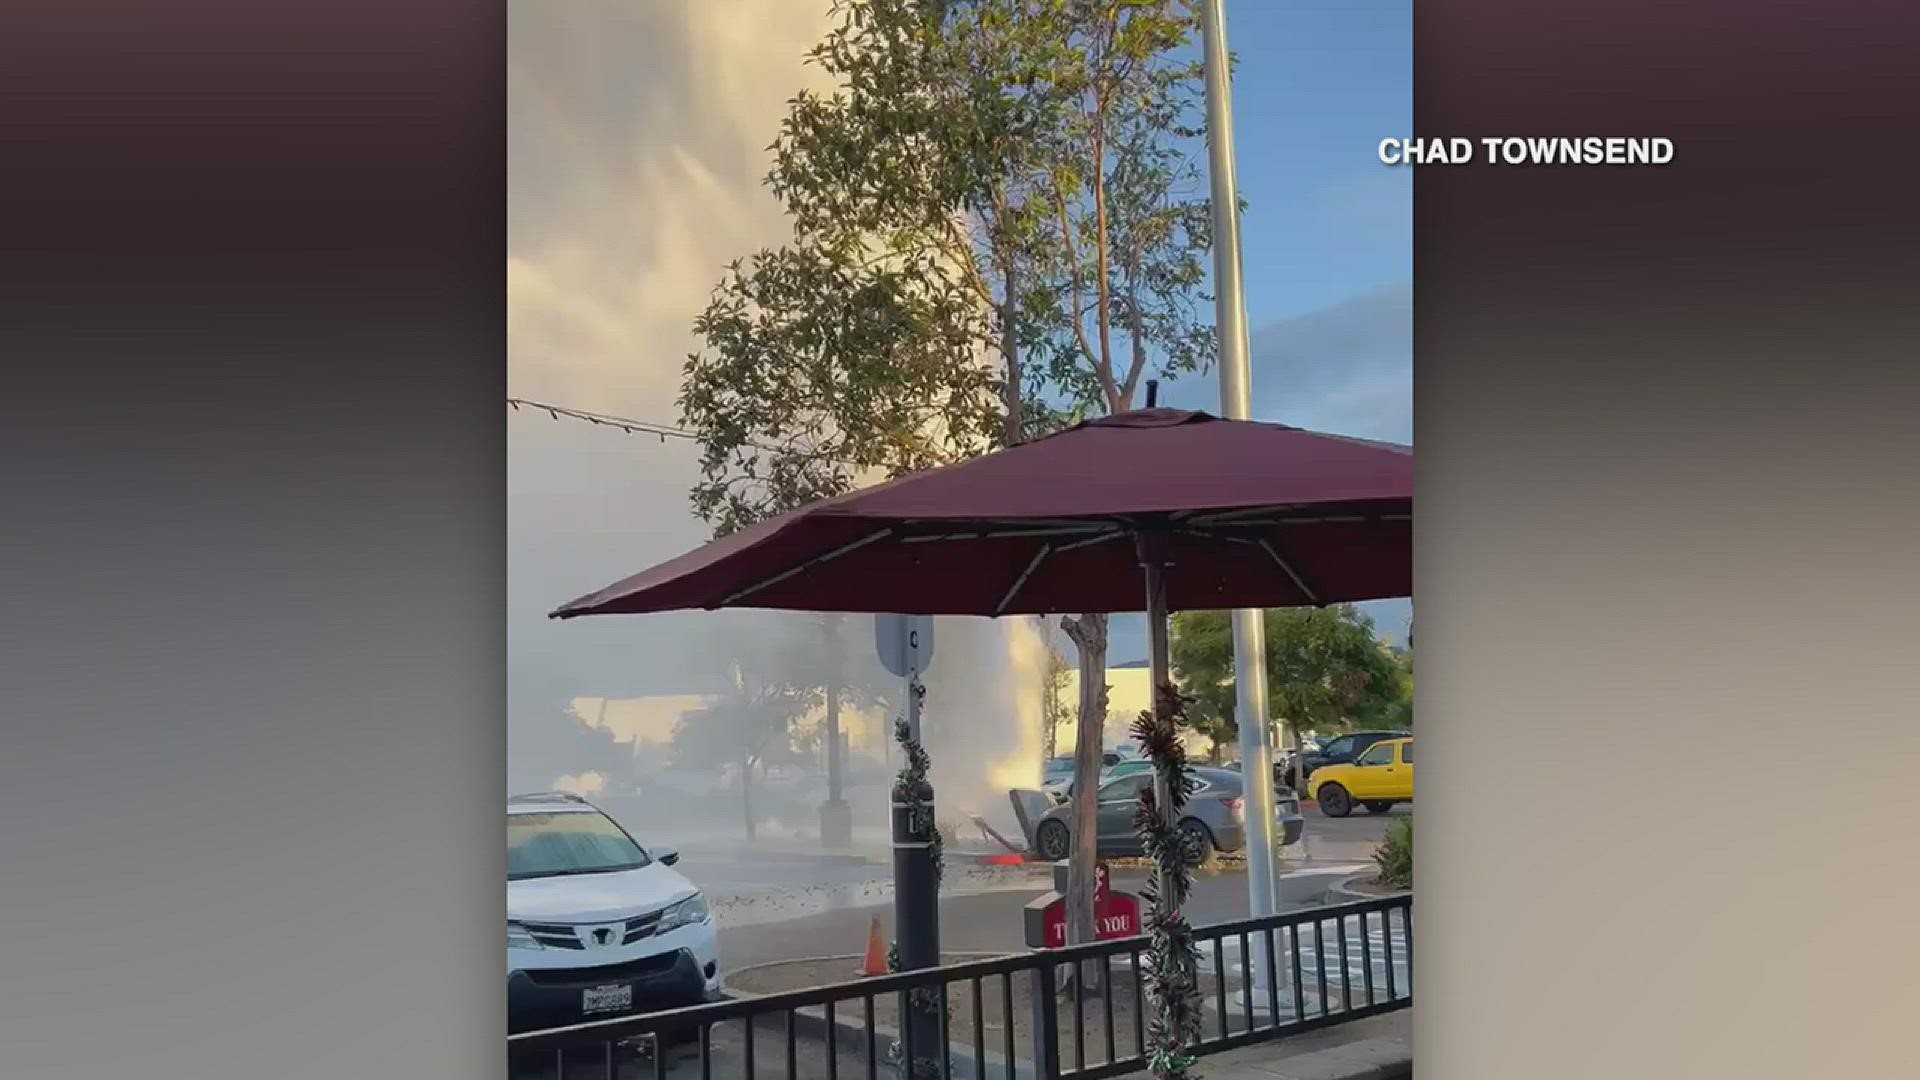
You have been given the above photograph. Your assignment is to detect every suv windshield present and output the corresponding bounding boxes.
[508,811,651,881]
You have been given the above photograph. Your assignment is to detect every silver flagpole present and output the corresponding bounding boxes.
[1199,0,1285,1007]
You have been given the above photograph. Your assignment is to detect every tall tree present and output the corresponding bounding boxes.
[1039,639,1073,760]
[1170,605,1404,764]
[671,658,822,841]
[520,700,630,795]
[680,0,1217,957]
[791,612,904,793]
[1381,642,1413,729]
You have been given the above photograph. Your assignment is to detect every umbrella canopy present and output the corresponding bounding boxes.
[552,408,1410,619]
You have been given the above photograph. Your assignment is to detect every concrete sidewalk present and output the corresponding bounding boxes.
[1150,1011,1410,1080]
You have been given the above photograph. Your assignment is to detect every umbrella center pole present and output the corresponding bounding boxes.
[1136,532,1179,900]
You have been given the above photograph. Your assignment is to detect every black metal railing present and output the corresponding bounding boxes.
[508,894,1410,1080]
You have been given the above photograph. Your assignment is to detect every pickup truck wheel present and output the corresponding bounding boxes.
[1318,784,1353,818]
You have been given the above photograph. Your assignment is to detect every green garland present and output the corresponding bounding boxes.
[892,694,944,885]
[1131,681,1205,1080]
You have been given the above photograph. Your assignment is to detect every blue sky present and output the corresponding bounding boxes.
[1108,0,1414,661]
[1218,0,1412,326]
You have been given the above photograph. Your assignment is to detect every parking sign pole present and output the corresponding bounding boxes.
[882,615,941,1071]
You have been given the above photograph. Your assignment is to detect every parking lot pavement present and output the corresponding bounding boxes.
[1195,906,1412,1012]
[714,856,1387,974]
[1287,804,1408,868]
[509,1012,897,1080]
[572,807,1409,996]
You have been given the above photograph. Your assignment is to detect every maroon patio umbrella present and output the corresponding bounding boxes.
[551,408,1410,621]
[551,406,1409,989]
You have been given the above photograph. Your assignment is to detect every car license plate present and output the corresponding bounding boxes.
[582,984,633,1015]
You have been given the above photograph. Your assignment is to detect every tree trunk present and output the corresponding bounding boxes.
[825,675,843,801]
[1044,668,1059,753]
[741,751,756,842]
[1288,723,1304,792]
[1040,639,1062,762]
[1042,701,1058,761]
[1060,612,1110,982]
[1001,249,1023,449]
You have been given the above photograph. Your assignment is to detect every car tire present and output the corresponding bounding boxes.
[1035,819,1071,861]
[1318,783,1353,818]
[1364,801,1395,814]
[1176,818,1214,861]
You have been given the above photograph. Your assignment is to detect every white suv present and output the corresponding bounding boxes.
[507,793,719,1033]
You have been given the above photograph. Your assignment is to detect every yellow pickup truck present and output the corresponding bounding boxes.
[1307,736,1413,818]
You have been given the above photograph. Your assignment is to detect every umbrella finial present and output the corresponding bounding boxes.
[1145,379,1160,408]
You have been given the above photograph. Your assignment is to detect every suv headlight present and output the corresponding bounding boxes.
[655,893,711,933]
[507,921,544,950]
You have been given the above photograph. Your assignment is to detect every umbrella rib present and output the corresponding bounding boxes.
[1178,526,1254,546]
[1055,531,1123,552]
[990,528,1124,615]
[1189,506,1291,526]
[718,528,895,607]
[1191,510,1412,528]
[994,543,1053,616]
[901,524,1104,543]
[1258,538,1322,606]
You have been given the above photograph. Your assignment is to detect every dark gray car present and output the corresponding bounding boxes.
[1029,767,1303,861]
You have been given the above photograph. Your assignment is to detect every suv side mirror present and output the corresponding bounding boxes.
[655,846,680,866]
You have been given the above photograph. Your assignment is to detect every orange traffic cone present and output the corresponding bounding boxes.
[858,915,889,977]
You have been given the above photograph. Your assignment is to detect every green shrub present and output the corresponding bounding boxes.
[1372,817,1412,890]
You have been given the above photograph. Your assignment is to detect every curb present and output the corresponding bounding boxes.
[717,951,1011,999]
[708,849,888,867]
[947,850,1036,866]
[1324,873,1410,905]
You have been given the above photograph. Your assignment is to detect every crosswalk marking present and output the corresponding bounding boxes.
[1191,913,1411,1005]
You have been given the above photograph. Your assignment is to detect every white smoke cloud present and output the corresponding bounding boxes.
[508,0,833,412]
[508,1,837,791]
[508,2,1071,826]
[553,771,608,798]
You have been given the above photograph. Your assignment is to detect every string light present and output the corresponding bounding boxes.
[509,395,1013,481]
[508,396,871,466]
[507,397,698,445]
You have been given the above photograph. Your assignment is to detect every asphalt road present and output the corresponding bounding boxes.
[510,1013,877,1080]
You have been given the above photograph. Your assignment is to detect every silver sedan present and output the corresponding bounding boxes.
[1030,766,1304,861]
